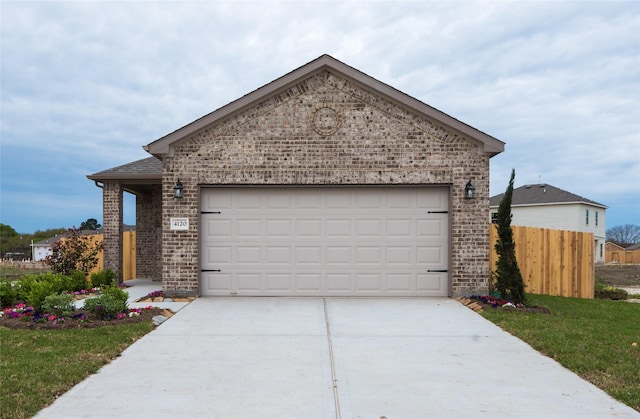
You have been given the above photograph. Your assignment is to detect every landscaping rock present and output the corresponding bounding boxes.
[152,315,168,326]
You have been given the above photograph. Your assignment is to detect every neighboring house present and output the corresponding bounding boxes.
[607,242,640,264]
[490,184,607,263]
[88,55,505,298]
[32,236,59,261]
[31,227,134,262]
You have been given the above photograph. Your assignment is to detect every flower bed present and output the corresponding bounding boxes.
[136,290,194,303]
[0,302,161,329]
[458,295,551,314]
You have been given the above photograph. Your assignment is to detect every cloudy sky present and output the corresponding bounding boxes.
[1,0,638,234]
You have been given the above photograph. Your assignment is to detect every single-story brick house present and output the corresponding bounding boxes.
[88,55,504,297]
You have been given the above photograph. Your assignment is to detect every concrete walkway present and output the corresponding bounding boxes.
[36,297,638,418]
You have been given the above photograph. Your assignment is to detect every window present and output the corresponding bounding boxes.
[585,209,589,225]
[595,211,599,227]
[600,243,603,258]
[491,212,498,223]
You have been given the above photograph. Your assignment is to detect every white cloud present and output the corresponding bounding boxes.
[1,0,638,232]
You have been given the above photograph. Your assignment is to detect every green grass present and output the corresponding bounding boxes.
[0,322,154,419]
[482,294,640,411]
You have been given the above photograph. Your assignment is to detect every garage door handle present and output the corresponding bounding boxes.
[201,211,221,214]
[427,269,448,273]
[427,211,448,214]
[201,269,221,272]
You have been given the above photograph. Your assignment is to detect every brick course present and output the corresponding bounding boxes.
[160,71,492,297]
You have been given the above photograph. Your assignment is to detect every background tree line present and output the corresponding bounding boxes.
[0,218,101,257]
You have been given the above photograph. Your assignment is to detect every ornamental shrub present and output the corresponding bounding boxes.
[44,227,103,274]
[68,270,89,292]
[493,169,526,304]
[0,280,16,308]
[90,269,117,289]
[42,292,75,317]
[595,285,628,300]
[26,280,56,313]
[83,285,128,320]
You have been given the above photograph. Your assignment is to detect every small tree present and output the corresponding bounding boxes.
[493,169,526,304]
[44,228,103,275]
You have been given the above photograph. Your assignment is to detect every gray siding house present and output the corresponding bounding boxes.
[89,55,504,297]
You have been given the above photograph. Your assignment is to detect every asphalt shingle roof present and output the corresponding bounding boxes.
[87,157,162,180]
[489,184,607,208]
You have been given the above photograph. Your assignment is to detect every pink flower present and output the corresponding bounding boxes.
[48,315,56,321]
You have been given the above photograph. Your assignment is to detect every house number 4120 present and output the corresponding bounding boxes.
[170,218,189,230]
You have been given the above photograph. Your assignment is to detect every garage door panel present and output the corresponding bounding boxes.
[386,246,413,264]
[203,246,232,266]
[203,272,232,294]
[295,246,322,264]
[200,187,449,296]
[203,218,232,237]
[236,193,262,209]
[356,219,382,236]
[295,192,322,209]
[265,273,293,291]
[326,246,352,265]
[296,274,322,291]
[236,219,261,237]
[355,273,381,291]
[265,219,293,237]
[416,246,445,265]
[326,273,352,291]
[417,273,447,294]
[236,247,262,264]
[385,190,415,209]
[265,246,292,264]
[236,273,262,291]
[355,194,381,209]
[326,192,351,209]
[417,219,446,238]
[295,219,322,237]
[355,246,382,264]
[386,219,413,238]
[326,219,351,237]
[386,273,412,292]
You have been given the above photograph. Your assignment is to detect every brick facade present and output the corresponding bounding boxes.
[160,70,492,297]
[135,185,162,281]
[102,182,123,283]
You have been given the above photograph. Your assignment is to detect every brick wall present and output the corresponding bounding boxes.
[102,182,123,283]
[136,184,162,281]
[161,70,491,297]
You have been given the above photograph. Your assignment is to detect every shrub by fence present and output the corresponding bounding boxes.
[490,225,594,299]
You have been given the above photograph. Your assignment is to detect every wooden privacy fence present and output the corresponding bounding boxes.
[489,225,594,299]
[606,249,640,264]
[91,231,136,280]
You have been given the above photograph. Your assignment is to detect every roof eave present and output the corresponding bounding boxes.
[489,201,608,209]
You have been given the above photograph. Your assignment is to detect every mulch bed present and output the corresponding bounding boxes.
[0,307,164,330]
[457,297,551,314]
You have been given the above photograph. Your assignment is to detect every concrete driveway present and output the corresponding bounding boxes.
[36,297,638,418]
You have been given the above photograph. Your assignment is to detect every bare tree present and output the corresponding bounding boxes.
[606,224,640,247]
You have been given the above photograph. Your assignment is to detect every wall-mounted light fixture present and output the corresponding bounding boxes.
[465,179,475,199]
[173,179,184,199]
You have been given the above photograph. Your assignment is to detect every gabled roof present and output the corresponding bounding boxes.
[490,184,607,209]
[144,54,505,158]
[87,157,162,182]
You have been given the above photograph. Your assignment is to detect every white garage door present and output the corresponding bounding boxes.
[200,187,449,296]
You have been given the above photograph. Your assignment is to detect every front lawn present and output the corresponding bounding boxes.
[482,294,640,412]
[0,322,154,419]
